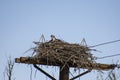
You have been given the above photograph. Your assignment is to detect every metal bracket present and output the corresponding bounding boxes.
[70,70,91,80]
[33,64,56,80]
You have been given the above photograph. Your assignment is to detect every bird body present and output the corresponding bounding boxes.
[51,35,56,41]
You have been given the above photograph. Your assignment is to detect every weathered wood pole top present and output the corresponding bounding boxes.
[15,57,116,70]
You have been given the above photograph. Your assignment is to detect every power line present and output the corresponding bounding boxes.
[95,53,120,60]
[89,39,120,48]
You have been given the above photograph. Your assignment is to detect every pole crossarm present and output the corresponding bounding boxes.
[15,57,116,70]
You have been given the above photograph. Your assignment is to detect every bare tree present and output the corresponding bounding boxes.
[97,69,120,80]
[4,56,15,80]
[106,70,116,80]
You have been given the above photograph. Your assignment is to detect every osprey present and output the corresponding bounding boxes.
[51,35,56,41]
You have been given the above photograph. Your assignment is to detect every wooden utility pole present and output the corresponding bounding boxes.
[59,66,69,80]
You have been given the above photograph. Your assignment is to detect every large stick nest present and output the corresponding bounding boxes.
[32,35,95,69]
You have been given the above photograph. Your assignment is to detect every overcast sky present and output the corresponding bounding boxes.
[0,0,120,80]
